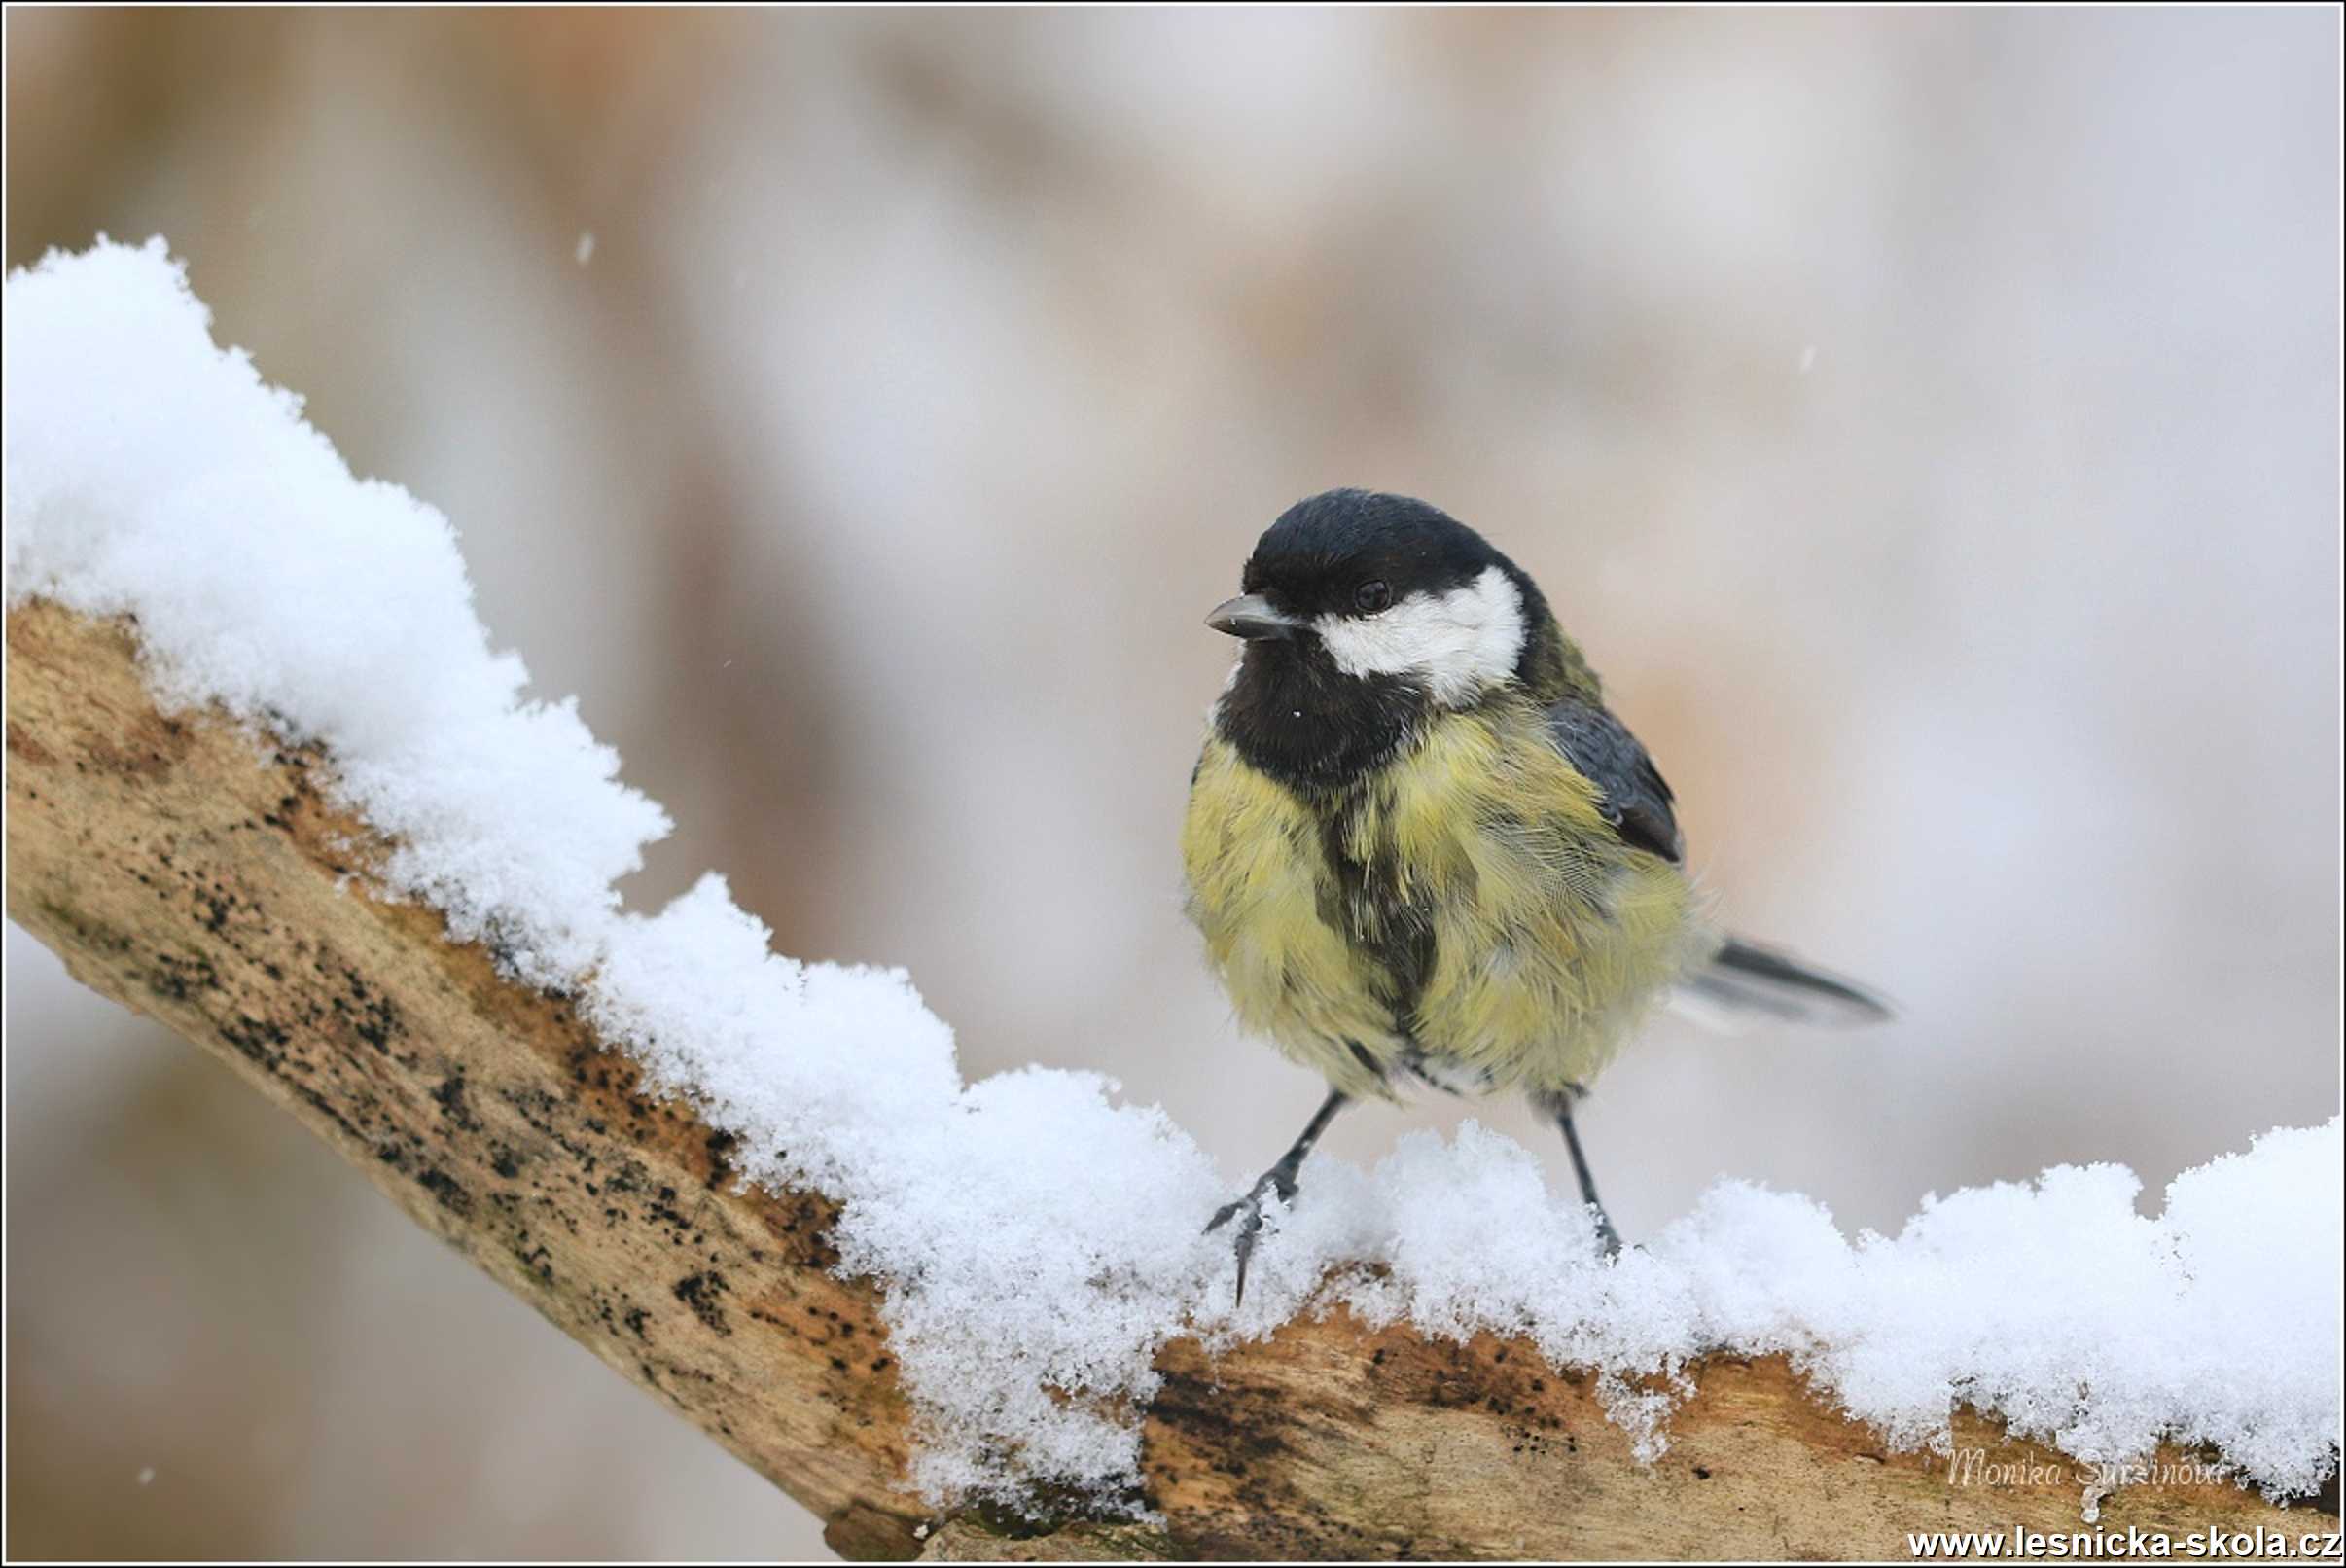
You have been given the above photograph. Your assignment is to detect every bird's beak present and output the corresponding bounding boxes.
[1205,593,1303,641]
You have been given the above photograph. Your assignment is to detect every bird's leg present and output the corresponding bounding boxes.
[1544,1085,1623,1258]
[1207,1087,1349,1305]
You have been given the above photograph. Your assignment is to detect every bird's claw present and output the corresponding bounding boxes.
[1216,1201,1265,1307]
[1205,1170,1297,1306]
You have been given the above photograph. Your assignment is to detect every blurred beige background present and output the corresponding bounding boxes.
[5,7,2339,1559]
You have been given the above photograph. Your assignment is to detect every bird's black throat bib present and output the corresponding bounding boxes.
[1214,637,1434,792]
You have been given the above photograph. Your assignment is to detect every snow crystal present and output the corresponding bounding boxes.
[5,238,2338,1511]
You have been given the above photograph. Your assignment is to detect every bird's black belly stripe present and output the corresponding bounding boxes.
[1314,790,1437,1042]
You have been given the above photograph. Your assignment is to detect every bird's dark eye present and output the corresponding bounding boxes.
[1353,580,1392,614]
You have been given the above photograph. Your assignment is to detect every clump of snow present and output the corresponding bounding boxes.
[2,238,666,984]
[6,239,2339,1512]
[585,874,1234,1499]
[1308,1123,2343,1497]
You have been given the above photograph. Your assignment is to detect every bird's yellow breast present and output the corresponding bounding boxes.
[1182,700,1698,1099]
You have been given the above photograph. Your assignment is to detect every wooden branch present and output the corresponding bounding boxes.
[6,601,2330,1561]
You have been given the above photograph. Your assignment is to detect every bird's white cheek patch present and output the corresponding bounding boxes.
[1315,565,1526,706]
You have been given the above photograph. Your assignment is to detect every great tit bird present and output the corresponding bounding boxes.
[1182,488,1887,1299]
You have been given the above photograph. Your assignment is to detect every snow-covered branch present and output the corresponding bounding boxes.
[5,241,2337,1558]
[7,600,2334,1559]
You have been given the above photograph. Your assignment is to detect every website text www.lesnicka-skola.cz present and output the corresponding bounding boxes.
[1908,1524,2343,1560]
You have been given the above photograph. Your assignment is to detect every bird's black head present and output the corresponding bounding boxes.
[1206,490,1580,789]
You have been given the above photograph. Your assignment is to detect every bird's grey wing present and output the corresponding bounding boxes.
[1545,698,1683,863]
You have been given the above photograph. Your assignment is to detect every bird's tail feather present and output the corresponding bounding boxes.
[1671,936,1892,1031]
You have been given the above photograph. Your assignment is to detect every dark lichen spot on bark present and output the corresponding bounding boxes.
[416,1165,472,1217]
[1150,1369,1295,1467]
[147,949,222,1003]
[218,1011,291,1070]
[647,1185,693,1234]
[673,1271,732,1336]
[285,1080,365,1148]
[432,1071,479,1130]
[704,1128,738,1189]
